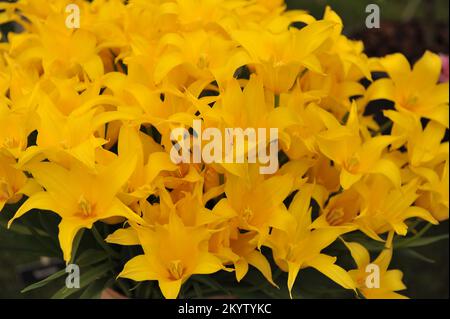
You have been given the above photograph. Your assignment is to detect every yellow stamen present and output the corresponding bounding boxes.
[344,155,360,173]
[168,260,184,280]
[77,195,94,218]
[243,206,254,222]
[286,245,295,262]
[0,178,13,200]
[197,53,209,69]
[326,208,345,226]
[2,137,19,149]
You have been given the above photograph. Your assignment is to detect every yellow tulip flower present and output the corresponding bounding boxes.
[223,165,294,247]
[232,20,336,93]
[8,154,146,262]
[355,176,438,239]
[269,184,355,297]
[413,160,449,221]
[370,51,449,127]
[117,214,224,299]
[344,233,408,299]
[385,110,448,168]
[0,154,41,212]
[316,102,401,189]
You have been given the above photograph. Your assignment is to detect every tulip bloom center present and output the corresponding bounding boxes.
[76,195,95,218]
[0,178,13,200]
[168,260,185,280]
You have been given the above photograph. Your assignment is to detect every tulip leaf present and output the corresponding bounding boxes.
[79,277,111,299]
[191,275,231,296]
[75,249,108,267]
[69,229,84,264]
[0,230,59,257]
[21,268,67,293]
[400,249,436,264]
[397,234,449,249]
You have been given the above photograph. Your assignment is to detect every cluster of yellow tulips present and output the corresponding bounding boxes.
[0,0,448,299]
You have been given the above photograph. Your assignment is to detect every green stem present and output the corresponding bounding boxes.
[396,223,433,249]
[91,226,120,259]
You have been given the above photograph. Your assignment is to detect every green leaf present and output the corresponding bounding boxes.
[79,277,110,299]
[75,249,108,267]
[0,218,44,236]
[0,231,59,257]
[91,226,120,259]
[397,234,449,249]
[192,282,204,298]
[21,268,67,293]
[69,229,85,264]
[191,275,231,296]
[340,233,385,251]
[401,249,436,264]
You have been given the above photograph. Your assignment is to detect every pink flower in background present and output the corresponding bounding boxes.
[440,54,449,82]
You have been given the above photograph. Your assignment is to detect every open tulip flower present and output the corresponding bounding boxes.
[0,0,448,299]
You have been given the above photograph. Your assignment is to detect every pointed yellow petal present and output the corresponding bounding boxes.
[247,250,278,287]
[0,200,6,212]
[69,137,105,169]
[340,169,362,190]
[380,53,411,86]
[58,219,86,263]
[159,279,182,299]
[373,247,392,273]
[192,252,223,275]
[366,78,395,102]
[8,192,58,228]
[382,269,407,292]
[17,179,42,197]
[342,241,370,269]
[101,198,146,225]
[426,103,449,129]
[82,55,104,80]
[118,125,143,166]
[154,53,184,84]
[261,174,293,206]
[287,261,301,298]
[402,206,438,225]
[269,206,295,233]
[294,20,335,57]
[412,51,442,88]
[25,163,77,203]
[308,228,350,253]
[306,254,356,290]
[119,255,157,281]
[99,154,138,199]
[234,259,249,282]
[146,152,178,183]
[369,159,401,188]
[105,227,140,246]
